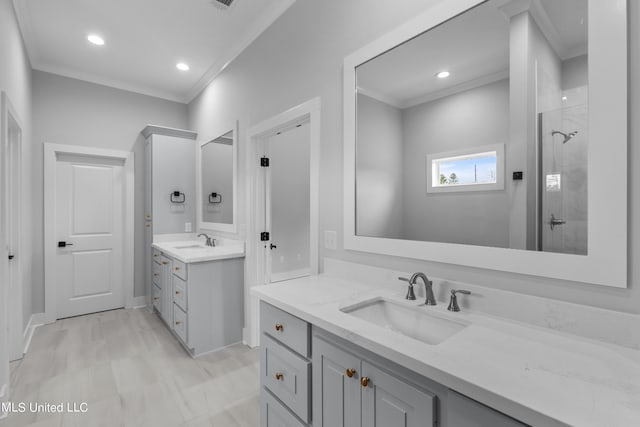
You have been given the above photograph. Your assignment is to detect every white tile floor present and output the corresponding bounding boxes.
[4,308,260,427]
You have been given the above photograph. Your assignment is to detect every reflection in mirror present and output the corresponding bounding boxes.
[201,130,234,224]
[355,0,588,255]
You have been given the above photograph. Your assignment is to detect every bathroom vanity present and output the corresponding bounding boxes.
[151,238,245,356]
[254,261,640,427]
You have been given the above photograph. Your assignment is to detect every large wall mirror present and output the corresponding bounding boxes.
[343,0,627,287]
[197,122,238,233]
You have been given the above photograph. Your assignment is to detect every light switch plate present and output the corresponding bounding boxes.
[324,230,337,250]
[185,222,192,232]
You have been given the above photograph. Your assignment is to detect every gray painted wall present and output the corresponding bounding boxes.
[32,71,188,306]
[356,93,404,239]
[0,0,33,330]
[402,79,510,247]
[189,0,640,314]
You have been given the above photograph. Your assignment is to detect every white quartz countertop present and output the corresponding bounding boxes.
[152,239,244,263]
[252,275,640,427]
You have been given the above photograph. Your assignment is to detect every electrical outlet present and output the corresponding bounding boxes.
[324,230,337,250]
[185,222,192,232]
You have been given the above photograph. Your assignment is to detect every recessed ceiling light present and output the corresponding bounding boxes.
[87,35,105,46]
[436,71,450,79]
[176,63,190,71]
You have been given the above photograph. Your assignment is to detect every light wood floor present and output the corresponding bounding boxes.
[4,308,260,427]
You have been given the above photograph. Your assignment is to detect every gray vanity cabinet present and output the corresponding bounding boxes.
[448,391,528,427]
[362,361,436,427]
[158,254,173,326]
[313,334,436,427]
[312,335,362,427]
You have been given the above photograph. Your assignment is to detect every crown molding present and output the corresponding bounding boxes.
[185,0,296,103]
[34,63,188,104]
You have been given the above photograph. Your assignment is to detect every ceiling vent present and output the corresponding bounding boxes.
[212,0,235,9]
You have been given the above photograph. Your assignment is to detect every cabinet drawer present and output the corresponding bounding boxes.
[262,334,310,423]
[173,303,187,344]
[152,261,161,286]
[261,302,310,357]
[172,259,187,280]
[152,248,161,263]
[261,388,307,427]
[173,275,187,311]
[152,284,161,311]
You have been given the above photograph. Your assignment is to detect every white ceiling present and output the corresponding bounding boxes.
[357,0,587,109]
[13,0,296,103]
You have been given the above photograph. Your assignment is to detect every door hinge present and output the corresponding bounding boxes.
[260,157,270,167]
[260,232,270,241]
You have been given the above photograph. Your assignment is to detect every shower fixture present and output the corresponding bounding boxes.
[552,130,579,144]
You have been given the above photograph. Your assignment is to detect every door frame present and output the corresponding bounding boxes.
[2,93,24,361]
[244,97,321,347]
[43,143,135,324]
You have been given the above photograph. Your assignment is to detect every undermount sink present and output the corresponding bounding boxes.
[173,244,207,249]
[341,298,468,345]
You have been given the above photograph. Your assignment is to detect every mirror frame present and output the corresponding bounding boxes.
[196,120,239,233]
[343,0,628,287]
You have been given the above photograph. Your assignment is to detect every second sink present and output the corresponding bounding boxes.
[341,297,468,345]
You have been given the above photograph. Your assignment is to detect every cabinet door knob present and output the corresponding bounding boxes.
[274,372,283,381]
[153,297,159,301]
[175,291,181,295]
[162,261,168,265]
[345,368,356,378]
[174,267,180,271]
[360,377,370,387]
[275,323,283,332]
[153,254,159,257]
[175,321,182,325]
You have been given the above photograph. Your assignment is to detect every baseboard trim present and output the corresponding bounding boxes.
[23,313,46,355]
[131,295,147,309]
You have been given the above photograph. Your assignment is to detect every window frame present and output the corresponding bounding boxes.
[426,143,505,193]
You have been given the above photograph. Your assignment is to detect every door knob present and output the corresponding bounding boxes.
[270,243,277,250]
[57,241,73,248]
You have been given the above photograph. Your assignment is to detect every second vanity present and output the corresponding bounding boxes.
[151,236,245,356]
[254,260,640,427]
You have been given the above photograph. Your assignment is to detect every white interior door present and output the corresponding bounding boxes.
[5,113,22,361]
[53,154,125,318]
[262,121,311,283]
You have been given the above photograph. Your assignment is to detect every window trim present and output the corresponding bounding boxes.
[426,143,505,193]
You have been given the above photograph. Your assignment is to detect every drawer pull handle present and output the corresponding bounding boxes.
[275,372,283,381]
[345,368,356,378]
[275,323,283,332]
[175,321,182,325]
[162,261,168,265]
[175,291,181,295]
[360,377,370,387]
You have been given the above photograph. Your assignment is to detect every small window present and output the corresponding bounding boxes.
[426,144,504,193]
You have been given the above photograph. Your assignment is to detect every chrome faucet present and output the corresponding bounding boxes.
[398,272,436,305]
[197,233,215,247]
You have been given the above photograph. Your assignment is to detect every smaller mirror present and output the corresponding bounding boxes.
[199,125,237,232]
